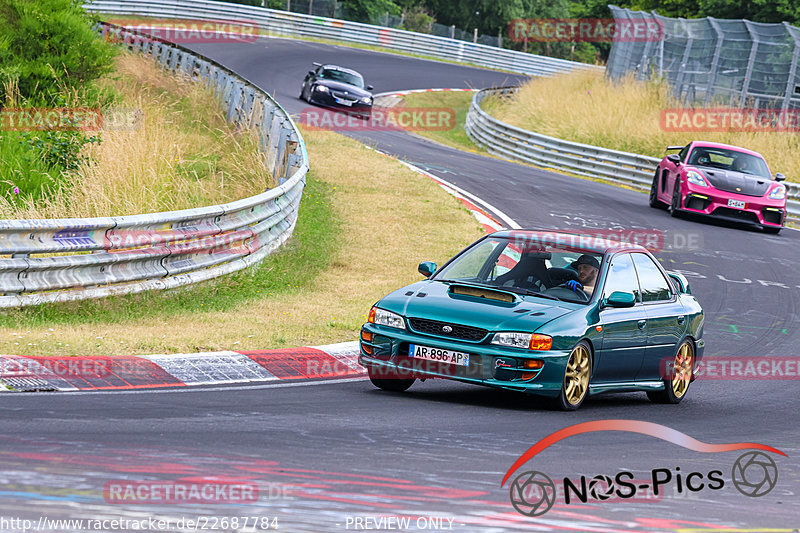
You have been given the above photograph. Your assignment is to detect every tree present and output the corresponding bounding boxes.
[0,0,116,105]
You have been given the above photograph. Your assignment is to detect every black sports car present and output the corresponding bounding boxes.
[300,63,373,118]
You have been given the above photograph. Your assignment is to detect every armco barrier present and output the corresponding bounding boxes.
[465,87,800,218]
[0,22,308,307]
[84,0,601,78]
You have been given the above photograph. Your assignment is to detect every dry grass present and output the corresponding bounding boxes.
[0,53,270,219]
[0,127,483,356]
[484,70,800,180]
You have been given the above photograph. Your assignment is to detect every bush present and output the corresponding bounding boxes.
[0,0,116,105]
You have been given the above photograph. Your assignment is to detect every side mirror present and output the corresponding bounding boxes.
[667,272,691,294]
[366,84,374,91]
[603,291,636,308]
[307,70,315,77]
[418,261,437,278]
[775,173,786,182]
[666,154,681,165]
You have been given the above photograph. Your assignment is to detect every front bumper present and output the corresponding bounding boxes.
[681,182,785,228]
[359,323,571,396]
[308,91,372,117]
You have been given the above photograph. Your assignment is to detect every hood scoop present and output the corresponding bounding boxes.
[448,284,516,303]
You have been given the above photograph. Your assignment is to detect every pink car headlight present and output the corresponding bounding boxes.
[686,170,708,187]
[767,185,786,200]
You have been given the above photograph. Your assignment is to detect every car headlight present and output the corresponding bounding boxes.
[360,96,372,104]
[491,332,552,350]
[315,85,329,93]
[686,170,708,187]
[767,185,786,200]
[368,307,405,330]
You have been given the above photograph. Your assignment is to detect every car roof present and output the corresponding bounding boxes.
[320,64,363,77]
[489,229,649,255]
[689,141,765,159]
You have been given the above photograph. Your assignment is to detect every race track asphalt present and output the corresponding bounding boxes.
[1,36,798,532]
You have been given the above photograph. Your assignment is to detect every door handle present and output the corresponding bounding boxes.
[677,315,686,325]
[637,319,647,329]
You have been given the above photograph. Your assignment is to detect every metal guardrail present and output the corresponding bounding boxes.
[84,0,601,78]
[0,22,309,307]
[466,87,800,218]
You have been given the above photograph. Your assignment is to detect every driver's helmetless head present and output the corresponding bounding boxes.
[575,254,600,285]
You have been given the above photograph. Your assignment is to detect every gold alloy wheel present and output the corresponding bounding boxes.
[672,342,694,398]
[564,344,591,405]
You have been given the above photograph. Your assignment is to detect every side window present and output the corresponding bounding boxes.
[631,253,672,302]
[601,253,640,302]
[678,144,690,162]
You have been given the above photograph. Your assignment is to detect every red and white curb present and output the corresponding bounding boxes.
[373,88,475,108]
[0,341,362,392]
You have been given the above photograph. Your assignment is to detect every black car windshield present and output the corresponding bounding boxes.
[433,235,604,304]
[687,147,771,178]
[319,69,364,89]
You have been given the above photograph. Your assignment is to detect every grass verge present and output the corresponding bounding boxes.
[484,70,800,181]
[1,52,270,219]
[0,127,483,356]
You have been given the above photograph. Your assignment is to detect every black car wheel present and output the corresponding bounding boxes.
[647,340,694,404]
[368,366,415,392]
[551,341,592,411]
[669,178,682,217]
[649,169,665,209]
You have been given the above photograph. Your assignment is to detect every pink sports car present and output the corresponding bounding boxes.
[649,141,787,234]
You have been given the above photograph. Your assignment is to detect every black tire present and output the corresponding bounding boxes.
[669,178,682,217]
[649,169,665,209]
[551,341,592,411]
[368,367,415,392]
[299,84,307,101]
[763,225,781,235]
[647,339,694,404]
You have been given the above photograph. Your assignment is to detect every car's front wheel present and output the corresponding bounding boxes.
[368,366,415,392]
[647,340,694,404]
[552,341,592,411]
[649,169,665,209]
[669,178,682,217]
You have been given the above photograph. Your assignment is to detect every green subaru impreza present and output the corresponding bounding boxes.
[359,230,704,410]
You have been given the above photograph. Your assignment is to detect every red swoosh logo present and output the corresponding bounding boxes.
[501,419,786,487]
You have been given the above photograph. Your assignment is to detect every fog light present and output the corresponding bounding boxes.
[361,341,373,355]
[521,359,543,380]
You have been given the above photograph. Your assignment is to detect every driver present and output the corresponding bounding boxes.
[732,157,749,173]
[565,254,600,296]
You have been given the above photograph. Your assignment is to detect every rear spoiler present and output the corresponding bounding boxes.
[666,145,684,151]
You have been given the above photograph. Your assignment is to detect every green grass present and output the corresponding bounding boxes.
[400,91,478,151]
[0,175,339,327]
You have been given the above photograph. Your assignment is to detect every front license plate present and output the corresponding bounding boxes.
[334,97,353,106]
[728,199,746,209]
[408,345,470,366]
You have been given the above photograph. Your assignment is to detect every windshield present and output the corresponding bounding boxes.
[319,68,364,88]
[687,147,771,178]
[433,236,604,304]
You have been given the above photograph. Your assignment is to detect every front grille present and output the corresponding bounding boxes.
[762,208,783,225]
[331,91,358,102]
[408,318,488,342]
[713,207,760,224]
[685,195,711,211]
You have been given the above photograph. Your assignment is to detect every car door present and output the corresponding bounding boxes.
[631,253,687,381]
[594,253,647,383]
